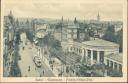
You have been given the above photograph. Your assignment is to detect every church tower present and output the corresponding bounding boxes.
[97,12,100,21]
[74,17,77,24]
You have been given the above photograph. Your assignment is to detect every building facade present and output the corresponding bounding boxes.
[3,11,16,77]
[61,39,119,66]
[61,23,80,41]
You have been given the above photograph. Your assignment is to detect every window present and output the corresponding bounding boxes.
[107,60,109,66]
[73,34,77,39]
[88,50,91,58]
[110,61,113,68]
[67,34,71,38]
[119,64,122,71]
[68,29,71,33]
[79,49,80,53]
[70,47,72,51]
[79,49,82,53]
[114,62,117,69]
[77,48,79,53]
[100,51,104,62]
[93,51,97,60]
[73,29,77,33]
[67,48,69,51]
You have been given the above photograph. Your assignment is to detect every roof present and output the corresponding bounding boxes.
[65,22,80,29]
[67,25,79,29]
[56,52,81,65]
[82,39,119,47]
[105,53,122,63]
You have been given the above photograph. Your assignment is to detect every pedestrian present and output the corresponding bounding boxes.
[35,67,36,70]
[73,70,74,74]
[43,70,44,75]
[28,66,30,72]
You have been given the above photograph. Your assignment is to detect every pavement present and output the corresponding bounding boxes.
[18,33,55,77]
[18,40,40,77]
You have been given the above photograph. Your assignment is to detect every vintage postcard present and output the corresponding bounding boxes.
[0,0,127,82]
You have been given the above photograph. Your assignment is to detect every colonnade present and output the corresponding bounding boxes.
[67,46,104,65]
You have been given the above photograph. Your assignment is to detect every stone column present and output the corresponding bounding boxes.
[117,63,119,70]
[109,60,112,68]
[81,48,85,62]
[78,48,79,55]
[113,62,115,69]
[86,50,88,57]
[104,58,107,66]
[91,50,93,65]
[97,51,100,63]
[85,50,88,63]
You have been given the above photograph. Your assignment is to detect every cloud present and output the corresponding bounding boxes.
[2,0,123,21]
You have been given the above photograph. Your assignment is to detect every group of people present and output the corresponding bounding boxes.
[27,65,45,77]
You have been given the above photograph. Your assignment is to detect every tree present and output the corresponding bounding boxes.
[42,33,62,50]
[25,30,34,42]
[87,28,95,37]
[15,32,21,44]
[84,32,90,41]
[109,69,122,77]
[102,25,116,42]
[79,64,92,76]
[91,63,106,76]
[116,29,123,52]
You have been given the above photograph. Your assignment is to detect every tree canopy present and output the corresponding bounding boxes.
[102,25,123,52]
[102,25,116,42]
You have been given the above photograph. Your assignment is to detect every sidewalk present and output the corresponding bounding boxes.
[41,55,57,77]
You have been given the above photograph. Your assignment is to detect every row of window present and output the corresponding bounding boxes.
[69,47,82,53]
[67,34,77,39]
[67,29,77,33]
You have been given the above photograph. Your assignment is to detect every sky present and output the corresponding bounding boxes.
[2,0,123,21]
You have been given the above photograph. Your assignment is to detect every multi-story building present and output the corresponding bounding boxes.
[61,22,80,41]
[35,24,49,38]
[61,39,120,65]
[3,11,16,77]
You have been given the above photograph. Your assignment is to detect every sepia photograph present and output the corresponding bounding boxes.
[0,0,127,82]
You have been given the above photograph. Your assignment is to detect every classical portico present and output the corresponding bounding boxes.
[61,39,119,66]
[81,39,119,65]
[81,48,105,65]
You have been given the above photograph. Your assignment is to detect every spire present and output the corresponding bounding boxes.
[97,12,100,21]
[26,19,30,28]
[61,16,63,22]
[16,19,19,26]
[74,17,77,24]
[8,10,14,24]
[26,19,29,24]
[9,10,13,17]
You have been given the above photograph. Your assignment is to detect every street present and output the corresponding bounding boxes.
[18,33,55,77]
